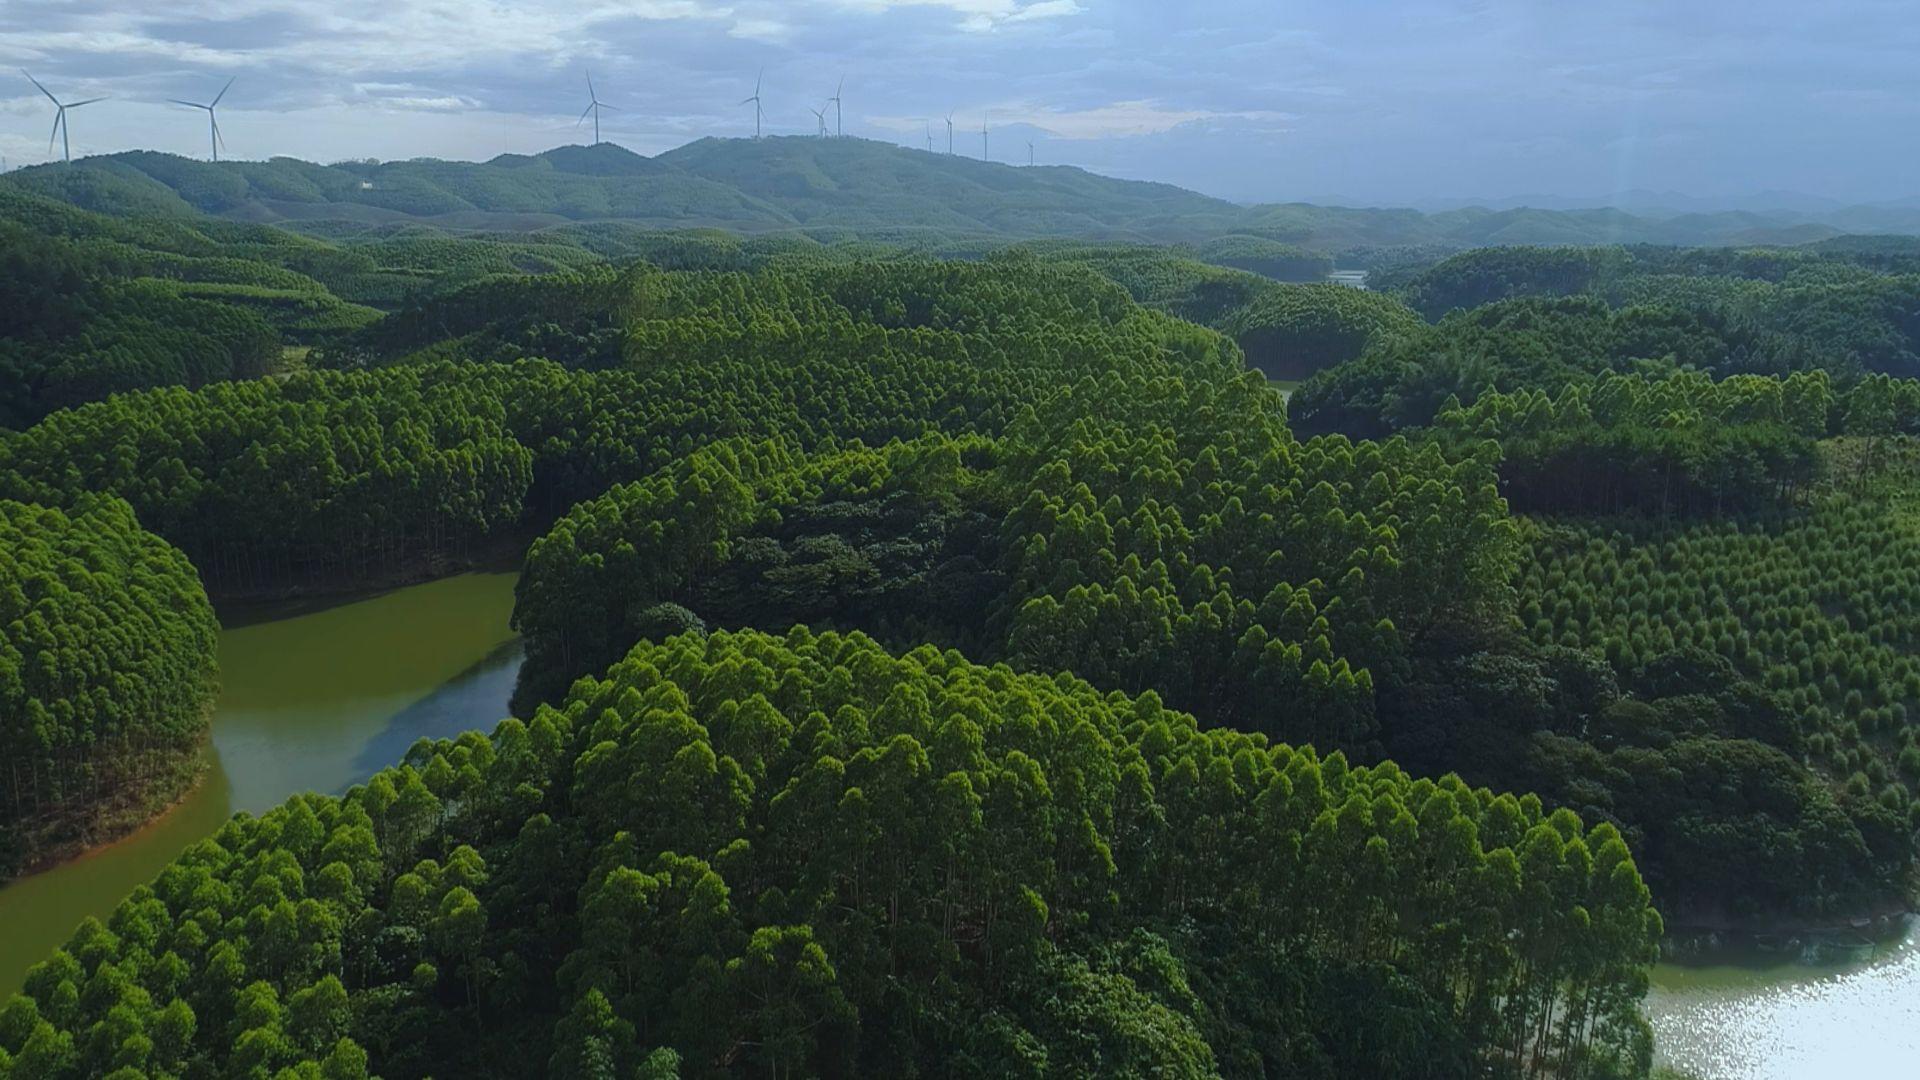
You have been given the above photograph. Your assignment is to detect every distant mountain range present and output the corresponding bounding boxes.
[1403,189,1838,215]
[9,136,1920,251]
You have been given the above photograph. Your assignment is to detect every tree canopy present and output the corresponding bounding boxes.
[0,628,1661,1079]
[0,496,218,883]
[19,219,1920,1076]
[1220,283,1422,380]
[511,358,1515,755]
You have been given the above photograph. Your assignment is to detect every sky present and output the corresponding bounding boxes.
[2,1,1917,207]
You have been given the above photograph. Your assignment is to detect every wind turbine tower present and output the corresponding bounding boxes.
[829,76,844,137]
[741,70,764,138]
[925,121,933,152]
[1027,140,1034,167]
[981,114,989,162]
[169,77,235,162]
[945,112,954,154]
[23,71,105,164]
[577,69,617,145]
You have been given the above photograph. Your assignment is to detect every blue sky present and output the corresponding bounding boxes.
[2,1,1916,206]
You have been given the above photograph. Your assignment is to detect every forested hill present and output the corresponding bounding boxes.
[10,137,1919,247]
[0,140,1244,241]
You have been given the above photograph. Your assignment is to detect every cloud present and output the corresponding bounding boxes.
[0,3,738,75]
[1000,1,1084,26]
[2,1,1919,202]
[375,96,480,112]
[829,0,1084,33]
[350,84,483,111]
[729,17,792,43]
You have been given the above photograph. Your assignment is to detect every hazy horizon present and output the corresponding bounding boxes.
[4,1,1917,208]
[16,133,1920,220]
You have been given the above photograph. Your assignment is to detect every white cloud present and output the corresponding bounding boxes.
[0,2,738,75]
[1,94,53,118]
[5,0,1916,203]
[1,29,237,68]
[728,16,792,42]
[831,0,1084,33]
[371,95,482,112]
[1000,1,1083,26]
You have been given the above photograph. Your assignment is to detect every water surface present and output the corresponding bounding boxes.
[1646,926,1920,1079]
[0,572,521,993]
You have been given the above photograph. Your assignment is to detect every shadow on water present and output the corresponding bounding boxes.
[1660,919,1906,972]
[216,588,408,630]
[346,639,526,783]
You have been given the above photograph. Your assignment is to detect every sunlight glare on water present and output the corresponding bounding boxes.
[1646,927,1920,1080]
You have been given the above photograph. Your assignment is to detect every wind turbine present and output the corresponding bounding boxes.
[740,69,764,139]
[169,76,234,162]
[809,105,827,137]
[925,121,933,152]
[828,75,844,137]
[23,71,105,164]
[1027,140,1034,167]
[944,111,954,154]
[981,114,989,162]
[577,69,617,145]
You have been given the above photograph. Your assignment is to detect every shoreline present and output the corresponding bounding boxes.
[1660,893,1915,938]
[4,744,213,887]
[210,533,529,626]
[1660,909,1915,968]
[11,565,528,888]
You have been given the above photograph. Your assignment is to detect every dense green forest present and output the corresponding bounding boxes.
[10,147,1920,1077]
[0,628,1661,1079]
[1508,495,1920,917]
[0,222,279,427]
[1427,371,1834,516]
[1279,247,1920,921]
[0,259,1234,593]
[509,365,1509,744]
[13,140,1920,246]
[1292,258,1920,441]
[323,239,1392,385]
[0,496,219,881]
[0,175,1385,425]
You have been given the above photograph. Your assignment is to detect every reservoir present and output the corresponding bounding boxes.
[1646,927,1920,1079]
[0,571,522,993]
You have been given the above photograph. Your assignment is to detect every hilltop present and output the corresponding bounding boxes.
[10,136,1920,248]
[0,139,1239,242]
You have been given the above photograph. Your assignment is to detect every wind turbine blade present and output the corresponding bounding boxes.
[167,99,206,109]
[598,102,620,112]
[577,102,595,126]
[212,76,235,107]
[49,113,62,156]
[755,68,763,95]
[23,70,58,105]
[585,68,596,100]
[214,117,227,151]
[66,97,105,108]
